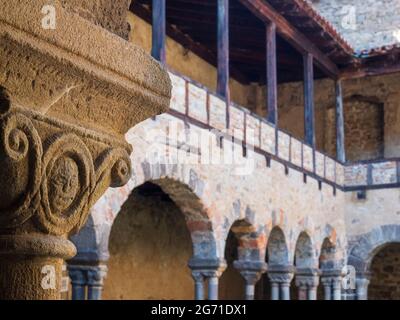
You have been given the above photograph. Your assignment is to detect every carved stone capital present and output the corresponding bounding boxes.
[0,0,170,300]
[0,107,131,236]
[320,269,344,288]
[68,264,108,287]
[233,260,267,285]
[295,268,321,288]
[188,258,227,278]
[267,264,295,284]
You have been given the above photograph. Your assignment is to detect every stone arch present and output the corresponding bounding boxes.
[319,238,339,270]
[103,181,195,299]
[368,243,400,300]
[267,226,290,266]
[294,231,318,269]
[86,157,221,261]
[348,225,400,273]
[318,224,345,270]
[224,219,266,262]
[152,177,218,260]
[220,219,257,300]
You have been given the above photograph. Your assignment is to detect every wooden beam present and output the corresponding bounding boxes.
[151,0,166,64]
[303,53,315,148]
[131,2,250,84]
[238,0,339,78]
[217,0,230,99]
[335,80,346,163]
[339,63,400,80]
[266,22,278,125]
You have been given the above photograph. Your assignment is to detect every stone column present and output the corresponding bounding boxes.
[320,270,343,300]
[295,268,320,300]
[189,258,227,301]
[207,274,220,301]
[0,0,170,300]
[68,266,87,300]
[191,272,205,301]
[356,276,370,300]
[267,265,295,300]
[233,260,267,300]
[87,265,108,300]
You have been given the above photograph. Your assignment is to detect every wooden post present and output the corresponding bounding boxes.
[266,22,278,125]
[335,80,346,162]
[303,53,315,148]
[217,0,230,99]
[151,0,166,64]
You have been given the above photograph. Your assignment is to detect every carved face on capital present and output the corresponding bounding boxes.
[48,156,80,214]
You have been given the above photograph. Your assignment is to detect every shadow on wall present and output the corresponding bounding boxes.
[102,182,194,300]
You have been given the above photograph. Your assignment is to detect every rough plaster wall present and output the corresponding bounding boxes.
[310,0,400,51]
[127,13,252,108]
[102,185,194,300]
[344,189,400,238]
[369,244,400,300]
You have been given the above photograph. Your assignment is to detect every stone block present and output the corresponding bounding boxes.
[209,94,226,131]
[246,115,261,148]
[315,151,325,178]
[303,144,314,172]
[278,131,290,161]
[260,121,276,155]
[344,164,368,186]
[229,106,245,141]
[325,157,336,182]
[291,138,302,168]
[372,161,397,185]
[169,72,186,114]
[188,83,207,124]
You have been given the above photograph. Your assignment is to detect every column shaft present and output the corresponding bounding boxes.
[280,284,290,300]
[71,283,86,300]
[87,285,102,300]
[208,276,219,300]
[323,284,332,300]
[194,279,205,301]
[245,283,255,300]
[271,283,279,300]
[308,287,317,300]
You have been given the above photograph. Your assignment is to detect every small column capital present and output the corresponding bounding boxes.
[68,265,87,286]
[295,268,321,288]
[86,265,108,287]
[233,260,267,284]
[320,269,343,286]
[188,258,227,278]
[267,265,295,284]
[68,264,108,287]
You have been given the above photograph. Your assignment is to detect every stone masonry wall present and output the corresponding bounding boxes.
[369,244,400,300]
[309,0,400,51]
[325,98,384,161]
[276,74,400,160]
